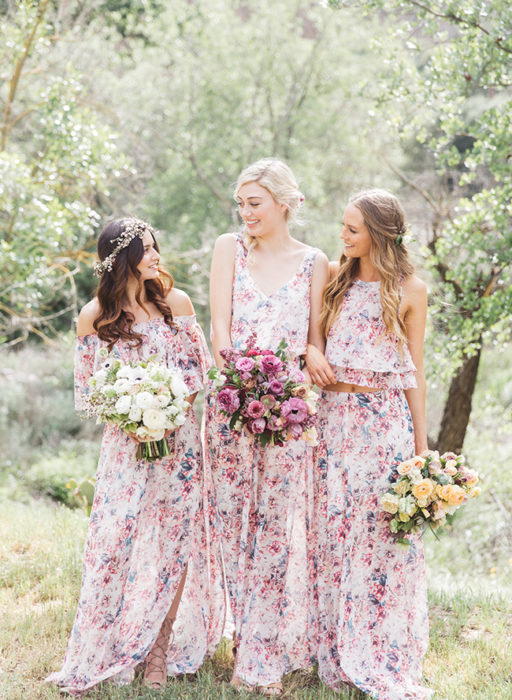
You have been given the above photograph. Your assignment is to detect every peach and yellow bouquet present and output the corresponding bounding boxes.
[380,450,480,546]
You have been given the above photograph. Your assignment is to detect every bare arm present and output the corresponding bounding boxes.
[305,258,337,387]
[210,233,236,367]
[76,298,100,336]
[402,275,428,454]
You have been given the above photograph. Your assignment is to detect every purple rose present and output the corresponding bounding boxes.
[281,397,308,424]
[269,380,284,396]
[217,387,240,414]
[235,357,255,373]
[247,400,265,419]
[261,355,284,374]
[261,394,277,410]
[248,417,266,434]
[267,414,283,431]
[287,422,303,438]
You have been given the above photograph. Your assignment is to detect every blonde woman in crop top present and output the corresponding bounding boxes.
[306,189,432,699]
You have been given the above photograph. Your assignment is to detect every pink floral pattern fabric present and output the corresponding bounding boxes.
[314,280,432,699]
[46,316,224,695]
[325,279,417,390]
[205,234,319,687]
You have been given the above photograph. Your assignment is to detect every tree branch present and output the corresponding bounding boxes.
[1,0,51,151]
[405,0,512,55]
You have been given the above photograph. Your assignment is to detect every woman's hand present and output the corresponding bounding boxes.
[305,343,336,387]
[127,427,178,445]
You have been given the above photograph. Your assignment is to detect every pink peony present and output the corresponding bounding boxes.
[248,417,266,434]
[287,422,303,438]
[261,355,284,374]
[247,400,265,419]
[217,387,240,414]
[269,380,284,396]
[281,397,308,424]
[288,367,306,383]
[235,357,255,373]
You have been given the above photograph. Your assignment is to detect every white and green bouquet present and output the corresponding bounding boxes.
[87,350,190,461]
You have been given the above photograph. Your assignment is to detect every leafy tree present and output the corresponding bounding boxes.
[0,1,135,345]
[330,0,512,452]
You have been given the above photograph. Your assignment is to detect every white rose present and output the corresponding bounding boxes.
[170,373,188,397]
[117,366,133,379]
[143,408,166,431]
[115,395,132,414]
[128,406,142,422]
[154,393,171,408]
[92,369,107,387]
[114,379,131,394]
[135,391,156,409]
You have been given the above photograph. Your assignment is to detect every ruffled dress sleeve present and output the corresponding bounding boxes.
[173,315,212,395]
[74,334,98,412]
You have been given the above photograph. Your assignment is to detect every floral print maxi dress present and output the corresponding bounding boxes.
[46,316,224,695]
[314,279,432,700]
[205,234,319,687]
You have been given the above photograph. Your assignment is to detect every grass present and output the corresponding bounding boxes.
[1,498,511,699]
[1,343,512,698]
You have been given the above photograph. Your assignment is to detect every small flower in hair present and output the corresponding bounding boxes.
[395,224,407,246]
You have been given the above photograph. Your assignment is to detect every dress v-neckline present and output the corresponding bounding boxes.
[243,248,312,299]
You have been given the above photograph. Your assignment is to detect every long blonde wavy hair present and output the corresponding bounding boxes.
[320,189,414,346]
[234,158,304,263]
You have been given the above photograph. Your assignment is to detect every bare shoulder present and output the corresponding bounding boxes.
[402,274,427,314]
[328,261,339,281]
[213,232,237,255]
[312,249,329,269]
[166,287,195,316]
[403,274,427,299]
[77,298,101,336]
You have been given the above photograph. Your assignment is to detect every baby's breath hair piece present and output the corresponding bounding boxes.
[93,218,154,277]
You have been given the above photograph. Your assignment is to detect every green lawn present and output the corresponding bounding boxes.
[1,499,511,700]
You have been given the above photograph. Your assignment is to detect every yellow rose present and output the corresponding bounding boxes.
[437,485,452,501]
[397,460,414,475]
[398,512,411,522]
[468,486,481,499]
[412,455,426,469]
[381,493,400,514]
[464,469,479,486]
[411,479,435,500]
[443,484,466,506]
[393,479,409,496]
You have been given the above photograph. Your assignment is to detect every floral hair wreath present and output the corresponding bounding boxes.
[93,218,155,277]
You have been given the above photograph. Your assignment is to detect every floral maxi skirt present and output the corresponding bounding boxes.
[314,388,432,700]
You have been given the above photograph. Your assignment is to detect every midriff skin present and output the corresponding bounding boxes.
[323,381,380,393]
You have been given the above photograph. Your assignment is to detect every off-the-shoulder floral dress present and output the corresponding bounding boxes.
[205,234,320,688]
[314,280,432,699]
[46,316,224,695]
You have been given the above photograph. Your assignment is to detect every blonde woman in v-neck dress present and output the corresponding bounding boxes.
[206,159,329,696]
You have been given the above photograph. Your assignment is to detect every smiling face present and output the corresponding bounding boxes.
[136,229,160,280]
[236,182,288,237]
[341,202,372,260]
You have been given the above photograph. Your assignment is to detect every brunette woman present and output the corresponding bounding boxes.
[46,218,223,694]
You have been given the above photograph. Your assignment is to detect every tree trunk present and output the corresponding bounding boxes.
[435,347,482,455]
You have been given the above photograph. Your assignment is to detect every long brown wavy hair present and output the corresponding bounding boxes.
[320,189,414,346]
[93,219,174,349]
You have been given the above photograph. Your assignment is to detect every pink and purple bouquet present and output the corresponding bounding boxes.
[208,337,318,447]
[380,450,481,546]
